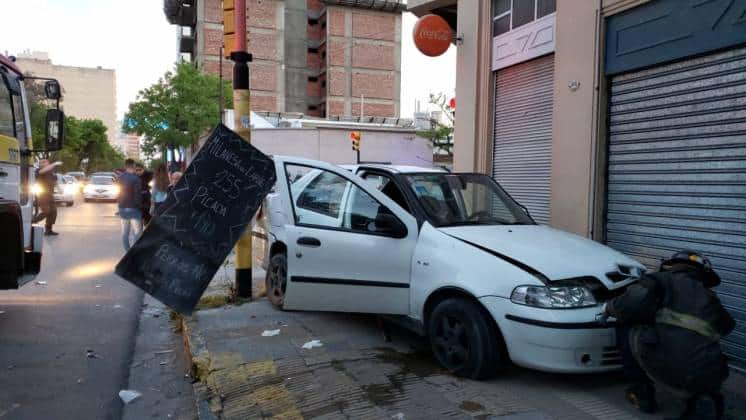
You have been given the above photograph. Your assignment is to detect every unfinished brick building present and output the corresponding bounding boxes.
[164,0,404,118]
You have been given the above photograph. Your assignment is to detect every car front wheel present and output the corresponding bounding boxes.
[266,253,287,309]
[428,298,503,379]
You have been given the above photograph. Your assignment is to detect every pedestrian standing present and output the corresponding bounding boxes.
[118,159,143,251]
[167,171,183,194]
[150,163,169,216]
[604,250,735,420]
[32,159,62,236]
[135,163,153,226]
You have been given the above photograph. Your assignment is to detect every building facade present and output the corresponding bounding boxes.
[408,0,746,368]
[165,0,403,118]
[14,51,118,146]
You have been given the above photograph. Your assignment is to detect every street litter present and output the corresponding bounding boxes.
[0,311,5,314]
[391,413,406,420]
[143,307,164,318]
[36,281,47,285]
[154,350,174,355]
[95,285,102,288]
[118,389,142,404]
[160,361,168,366]
[113,305,122,309]
[302,340,323,349]
[86,349,100,359]
[262,329,281,337]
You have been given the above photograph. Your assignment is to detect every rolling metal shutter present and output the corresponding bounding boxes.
[492,54,555,224]
[606,46,746,367]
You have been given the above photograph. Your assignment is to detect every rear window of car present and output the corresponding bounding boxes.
[90,176,113,185]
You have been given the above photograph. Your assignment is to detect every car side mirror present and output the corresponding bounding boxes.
[374,209,407,238]
[44,80,61,100]
[45,109,64,151]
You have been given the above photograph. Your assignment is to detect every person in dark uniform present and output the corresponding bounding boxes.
[135,162,153,226]
[32,159,62,235]
[604,250,735,420]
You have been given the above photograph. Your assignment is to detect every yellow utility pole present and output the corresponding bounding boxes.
[225,0,254,298]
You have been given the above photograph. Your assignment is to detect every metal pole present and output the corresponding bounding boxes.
[231,0,254,299]
[219,46,224,122]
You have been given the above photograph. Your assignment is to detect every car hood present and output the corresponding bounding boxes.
[439,224,645,289]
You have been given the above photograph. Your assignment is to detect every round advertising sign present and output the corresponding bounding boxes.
[413,14,452,57]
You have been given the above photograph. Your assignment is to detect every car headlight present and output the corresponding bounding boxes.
[510,285,598,309]
[31,183,43,195]
[64,184,77,194]
[111,185,120,194]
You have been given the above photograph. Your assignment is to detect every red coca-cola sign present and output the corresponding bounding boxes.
[413,14,452,57]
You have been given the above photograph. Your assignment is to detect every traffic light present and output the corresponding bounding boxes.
[350,131,361,151]
[223,0,235,59]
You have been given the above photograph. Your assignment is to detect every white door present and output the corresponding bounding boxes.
[276,158,418,314]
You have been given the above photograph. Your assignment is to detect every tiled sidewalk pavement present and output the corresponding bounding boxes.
[183,271,746,420]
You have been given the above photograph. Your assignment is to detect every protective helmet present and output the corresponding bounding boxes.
[660,250,720,288]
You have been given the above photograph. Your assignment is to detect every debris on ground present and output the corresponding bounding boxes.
[113,305,122,309]
[261,329,281,337]
[302,339,323,349]
[36,281,47,285]
[0,311,5,314]
[95,284,102,288]
[154,349,174,355]
[85,349,100,359]
[142,307,164,318]
[118,389,142,404]
[160,361,168,366]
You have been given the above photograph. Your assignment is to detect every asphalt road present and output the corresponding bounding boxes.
[0,198,144,420]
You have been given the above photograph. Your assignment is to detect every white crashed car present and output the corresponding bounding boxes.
[256,156,645,378]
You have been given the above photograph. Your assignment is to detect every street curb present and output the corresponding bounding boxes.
[180,315,220,420]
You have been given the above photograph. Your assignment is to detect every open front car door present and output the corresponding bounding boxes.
[274,157,418,315]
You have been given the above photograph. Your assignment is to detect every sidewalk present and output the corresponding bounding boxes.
[181,269,746,420]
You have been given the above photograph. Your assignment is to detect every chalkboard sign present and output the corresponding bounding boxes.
[115,124,276,314]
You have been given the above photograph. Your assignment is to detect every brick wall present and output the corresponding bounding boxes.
[327,39,346,66]
[351,42,394,70]
[351,102,395,117]
[328,9,346,37]
[204,27,224,56]
[252,95,279,112]
[248,0,278,29]
[352,72,393,99]
[204,0,222,24]
[248,32,279,61]
[328,99,345,117]
[328,69,346,96]
[352,13,395,41]
[202,60,234,80]
[250,63,277,92]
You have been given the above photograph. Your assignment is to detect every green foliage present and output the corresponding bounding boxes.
[417,93,454,157]
[55,117,125,172]
[123,62,232,158]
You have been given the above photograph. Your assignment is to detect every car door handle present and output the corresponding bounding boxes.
[297,237,321,247]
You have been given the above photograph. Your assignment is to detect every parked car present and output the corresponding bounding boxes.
[52,174,76,207]
[255,156,646,379]
[83,176,119,202]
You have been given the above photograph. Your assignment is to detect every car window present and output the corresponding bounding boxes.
[0,77,14,137]
[285,164,406,236]
[361,173,411,213]
[90,176,113,185]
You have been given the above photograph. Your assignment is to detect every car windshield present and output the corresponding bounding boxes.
[404,173,534,227]
[90,176,113,185]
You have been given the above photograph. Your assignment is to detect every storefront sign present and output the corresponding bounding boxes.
[115,124,276,314]
[492,13,556,71]
[413,14,452,57]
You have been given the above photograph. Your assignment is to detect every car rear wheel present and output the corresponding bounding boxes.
[428,298,504,379]
[266,253,287,309]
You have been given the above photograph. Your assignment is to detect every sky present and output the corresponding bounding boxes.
[2,0,455,120]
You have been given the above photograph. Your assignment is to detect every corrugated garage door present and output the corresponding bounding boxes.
[606,46,746,367]
[493,54,554,224]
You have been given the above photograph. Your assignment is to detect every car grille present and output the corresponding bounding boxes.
[601,346,622,366]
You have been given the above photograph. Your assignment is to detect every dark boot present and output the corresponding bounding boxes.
[672,394,718,420]
[625,383,657,413]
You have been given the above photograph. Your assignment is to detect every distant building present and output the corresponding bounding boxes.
[14,51,118,146]
[163,0,404,118]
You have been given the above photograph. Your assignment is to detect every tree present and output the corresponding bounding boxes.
[417,93,455,157]
[123,62,232,158]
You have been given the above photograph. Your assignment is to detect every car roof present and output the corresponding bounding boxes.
[356,164,447,174]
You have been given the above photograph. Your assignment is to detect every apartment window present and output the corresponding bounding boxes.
[493,0,556,36]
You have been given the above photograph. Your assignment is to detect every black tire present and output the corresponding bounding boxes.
[67,201,74,207]
[265,253,287,309]
[0,216,21,289]
[428,298,504,379]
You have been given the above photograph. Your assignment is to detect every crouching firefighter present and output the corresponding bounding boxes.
[603,250,735,420]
